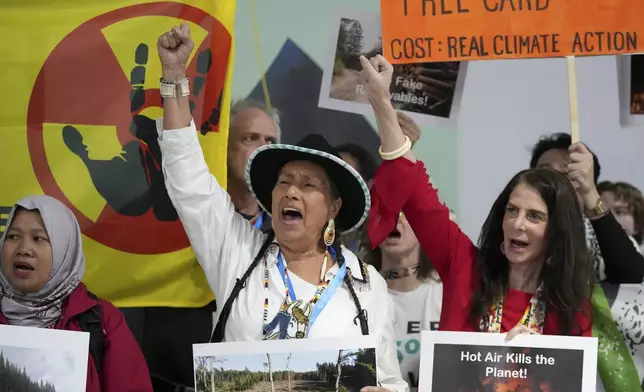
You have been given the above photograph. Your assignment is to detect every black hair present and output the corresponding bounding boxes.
[210,228,368,343]
[330,233,369,334]
[469,168,594,336]
[210,229,276,343]
[529,133,601,184]
[335,143,379,182]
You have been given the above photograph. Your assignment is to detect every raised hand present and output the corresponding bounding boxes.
[567,142,601,209]
[157,23,195,81]
[567,142,595,195]
[359,55,394,104]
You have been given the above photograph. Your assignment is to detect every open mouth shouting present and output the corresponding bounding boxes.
[508,239,529,253]
[383,228,403,245]
[12,260,36,279]
[281,207,303,225]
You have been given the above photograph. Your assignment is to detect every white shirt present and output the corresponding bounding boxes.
[157,120,408,392]
[389,280,443,392]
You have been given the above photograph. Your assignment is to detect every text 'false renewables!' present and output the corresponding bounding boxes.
[380,0,642,63]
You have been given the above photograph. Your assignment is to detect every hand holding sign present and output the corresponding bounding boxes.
[567,142,601,209]
[505,324,540,343]
[359,55,393,104]
[157,23,194,81]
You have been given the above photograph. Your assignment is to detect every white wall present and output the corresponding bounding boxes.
[457,55,644,242]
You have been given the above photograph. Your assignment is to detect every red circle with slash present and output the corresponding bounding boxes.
[26,2,231,254]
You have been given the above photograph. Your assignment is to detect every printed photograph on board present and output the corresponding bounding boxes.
[0,346,75,392]
[630,54,644,114]
[193,337,376,392]
[319,8,466,127]
[0,325,89,392]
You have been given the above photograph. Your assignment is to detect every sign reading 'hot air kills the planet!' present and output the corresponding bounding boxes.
[380,0,642,63]
[417,331,598,391]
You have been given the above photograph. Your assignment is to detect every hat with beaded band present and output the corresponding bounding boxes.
[245,134,370,234]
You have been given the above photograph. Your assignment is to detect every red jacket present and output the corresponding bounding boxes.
[368,159,592,336]
[0,283,153,392]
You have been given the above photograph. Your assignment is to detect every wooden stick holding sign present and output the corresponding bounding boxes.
[567,56,580,144]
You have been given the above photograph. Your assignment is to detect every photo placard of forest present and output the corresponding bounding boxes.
[0,325,88,392]
[0,345,76,392]
[194,348,376,392]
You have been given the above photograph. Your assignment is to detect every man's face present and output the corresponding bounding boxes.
[228,107,279,184]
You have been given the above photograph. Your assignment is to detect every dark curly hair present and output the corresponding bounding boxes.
[469,168,594,335]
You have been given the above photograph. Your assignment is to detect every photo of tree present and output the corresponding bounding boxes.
[0,345,76,392]
[193,348,376,392]
[328,15,462,119]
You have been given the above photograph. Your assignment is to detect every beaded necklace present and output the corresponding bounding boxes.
[486,285,546,334]
[262,251,332,339]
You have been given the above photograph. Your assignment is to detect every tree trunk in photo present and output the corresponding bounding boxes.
[286,353,292,391]
[267,353,276,392]
[210,358,215,392]
[335,349,343,392]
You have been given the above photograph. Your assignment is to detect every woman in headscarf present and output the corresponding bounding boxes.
[360,54,594,338]
[155,24,406,392]
[0,195,153,392]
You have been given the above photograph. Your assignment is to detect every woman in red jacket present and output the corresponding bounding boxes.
[359,55,593,338]
[0,195,153,392]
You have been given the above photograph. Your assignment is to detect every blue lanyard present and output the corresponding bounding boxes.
[276,253,296,302]
[275,250,347,333]
[308,262,346,334]
[253,212,264,230]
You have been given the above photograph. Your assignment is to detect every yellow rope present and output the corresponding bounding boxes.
[249,0,272,110]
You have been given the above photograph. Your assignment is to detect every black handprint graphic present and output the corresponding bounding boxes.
[61,43,216,222]
[193,49,222,135]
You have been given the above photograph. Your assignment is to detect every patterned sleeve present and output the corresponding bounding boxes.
[585,218,607,282]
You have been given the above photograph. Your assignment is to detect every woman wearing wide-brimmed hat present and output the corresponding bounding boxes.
[155,24,407,392]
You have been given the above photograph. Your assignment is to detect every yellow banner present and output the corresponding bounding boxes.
[0,0,235,307]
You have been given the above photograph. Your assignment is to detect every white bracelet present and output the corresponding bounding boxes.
[177,77,190,97]
[160,81,176,99]
[378,136,412,160]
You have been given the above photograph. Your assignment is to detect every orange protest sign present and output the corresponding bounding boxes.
[381,0,642,63]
